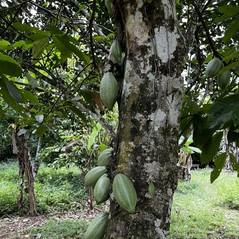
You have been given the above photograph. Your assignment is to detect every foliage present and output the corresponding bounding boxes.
[0,161,88,216]
[178,0,239,181]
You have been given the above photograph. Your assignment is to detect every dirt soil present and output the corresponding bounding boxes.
[0,209,101,239]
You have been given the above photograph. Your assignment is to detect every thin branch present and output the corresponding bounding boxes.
[191,1,220,58]
[89,0,97,69]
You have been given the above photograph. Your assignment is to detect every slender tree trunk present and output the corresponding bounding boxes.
[105,1,185,238]
[33,136,43,178]
[20,135,37,216]
[12,127,37,216]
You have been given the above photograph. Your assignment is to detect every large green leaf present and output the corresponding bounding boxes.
[210,153,227,183]
[218,62,239,74]
[208,94,239,129]
[0,78,20,111]
[21,89,39,104]
[229,153,239,173]
[200,131,223,164]
[224,20,239,43]
[32,37,49,62]
[35,124,47,137]
[192,114,214,149]
[53,35,90,63]
[5,79,22,103]
[0,53,22,77]
[53,36,72,58]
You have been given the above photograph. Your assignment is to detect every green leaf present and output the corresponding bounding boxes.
[192,114,214,149]
[0,53,22,77]
[200,131,223,164]
[25,72,39,88]
[0,105,3,117]
[53,36,72,58]
[87,122,102,152]
[13,40,26,48]
[53,35,90,63]
[32,37,49,62]
[35,124,47,137]
[0,40,11,50]
[70,106,87,122]
[229,153,239,172]
[210,153,227,183]
[224,20,239,43]
[5,79,22,103]
[21,89,39,104]
[12,22,50,37]
[208,95,239,129]
[218,62,239,75]
[218,5,239,17]
[0,78,18,110]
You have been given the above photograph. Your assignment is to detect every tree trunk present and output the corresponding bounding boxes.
[33,136,43,178]
[105,1,185,238]
[13,127,37,216]
[20,134,37,216]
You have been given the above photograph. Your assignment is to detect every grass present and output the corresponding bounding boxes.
[0,161,88,215]
[169,169,239,239]
[1,161,239,238]
[12,219,88,239]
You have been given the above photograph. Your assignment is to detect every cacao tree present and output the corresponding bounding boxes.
[1,0,239,237]
[99,0,185,237]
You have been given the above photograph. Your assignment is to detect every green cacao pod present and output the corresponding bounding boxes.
[100,72,118,110]
[84,166,107,187]
[216,70,230,89]
[93,174,111,204]
[112,173,137,213]
[205,58,223,78]
[84,212,109,239]
[109,40,122,64]
[97,147,114,166]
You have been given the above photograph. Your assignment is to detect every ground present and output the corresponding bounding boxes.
[0,209,100,239]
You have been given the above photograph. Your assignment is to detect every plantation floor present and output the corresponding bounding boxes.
[0,209,101,239]
[0,164,238,239]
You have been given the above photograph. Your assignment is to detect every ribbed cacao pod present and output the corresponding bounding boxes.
[84,166,107,187]
[112,173,137,214]
[216,70,230,89]
[84,212,108,239]
[109,40,122,64]
[205,58,223,78]
[93,174,111,204]
[97,147,114,166]
[100,72,118,110]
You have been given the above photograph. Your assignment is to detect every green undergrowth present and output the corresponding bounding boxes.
[1,162,239,239]
[12,219,88,239]
[169,169,239,239]
[0,161,88,216]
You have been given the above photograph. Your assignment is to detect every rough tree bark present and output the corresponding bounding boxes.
[105,1,185,238]
[12,127,37,216]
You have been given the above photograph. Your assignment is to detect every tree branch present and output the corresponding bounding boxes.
[89,0,97,69]
[191,1,220,58]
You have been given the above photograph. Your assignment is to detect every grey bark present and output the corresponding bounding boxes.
[105,0,185,238]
